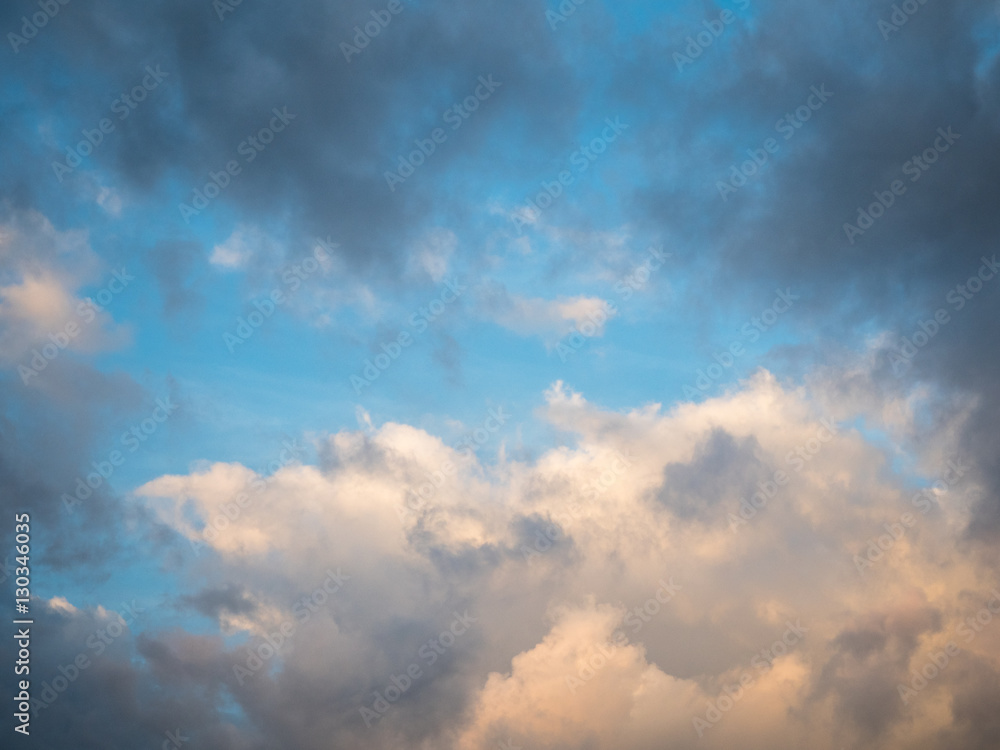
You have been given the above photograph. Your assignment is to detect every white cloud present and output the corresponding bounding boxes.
[47,596,79,616]
[408,228,457,283]
[210,224,280,270]
[0,210,131,366]
[132,372,997,749]
[477,284,617,342]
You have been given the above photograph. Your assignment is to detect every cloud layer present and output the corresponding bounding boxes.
[2,0,1000,747]
[17,374,977,749]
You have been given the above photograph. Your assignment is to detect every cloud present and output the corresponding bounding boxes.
[476,283,616,341]
[47,595,80,616]
[0,0,581,280]
[614,0,1000,540]
[122,373,1000,749]
[0,208,131,366]
[408,228,458,283]
[210,224,281,271]
[455,599,701,750]
[3,1,999,747]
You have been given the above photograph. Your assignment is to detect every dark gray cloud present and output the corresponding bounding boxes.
[0,364,146,571]
[611,0,1000,541]
[944,656,1000,750]
[179,583,258,619]
[0,0,581,281]
[810,600,943,737]
[654,428,767,520]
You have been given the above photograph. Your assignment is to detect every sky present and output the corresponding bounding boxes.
[2,0,1000,748]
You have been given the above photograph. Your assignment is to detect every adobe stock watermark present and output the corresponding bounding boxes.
[384,75,502,191]
[673,0,750,72]
[956,590,1000,645]
[178,106,296,223]
[682,288,799,399]
[0,554,15,585]
[359,610,477,727]
[52,65,168,182]
[189,439,304,556]
[340,0,404,62]
[62,396,179,512]
[558,246,670,361]
[565,578,681,694]
[233,568,349,685]
[843,126,959,244]
[716,85,833,201]
[889,255,998,376]
[853,458,967,574]
[223,239,334,353]
[397,407,512,522]
[350,279,466,394]
[213,0,245,21]
[546,0,587,31]
[899,589,1000,705]
[727,418,838,532]
[30,600,143,718]
[878,0,932,40]
[18,266,135,384]
[7,0,71,54]
[898,642,961,705]
[510,117,628,234]
[692,620,807,737]
[612,246,671,301]
[160,728,190,750]
[553,299,619,362]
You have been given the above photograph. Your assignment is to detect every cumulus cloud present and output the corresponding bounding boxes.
[117,374,1000,749]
